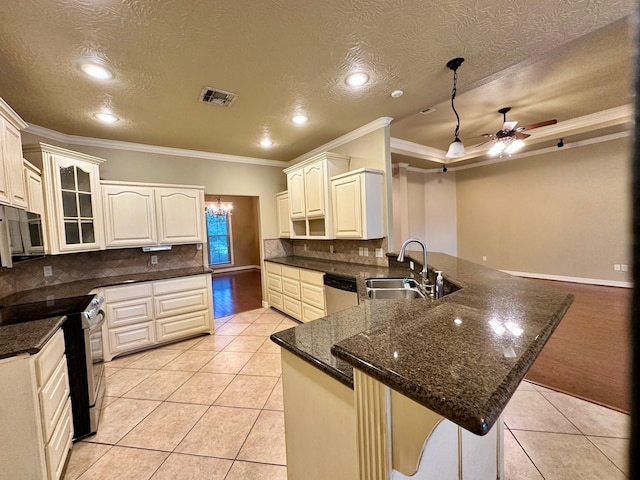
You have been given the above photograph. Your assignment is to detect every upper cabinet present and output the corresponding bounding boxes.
[331,168,384,240]
[101,181,205,248]
[276,191,290,238]
[283,152,349,239]
[23,143,105,254]
[0,97,28,209]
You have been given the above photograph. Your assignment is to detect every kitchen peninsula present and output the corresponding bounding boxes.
[270,252,574,480]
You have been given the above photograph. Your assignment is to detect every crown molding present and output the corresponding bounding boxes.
[397,130,631,174]
[24,124,290,167]
[289,117,393,165]
[390,137,446,163]
[0,98,27,130]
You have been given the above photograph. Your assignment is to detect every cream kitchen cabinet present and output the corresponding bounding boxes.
[23,143,105,255]
[24,159,45,215]
[265,261,326,323]
[100,273,213,361]
[101,181,206,248]
[331,168,384,239]
[276,191,291,238]
[0,329,73,480]
[283,152,349,239]
[0,97,29,208]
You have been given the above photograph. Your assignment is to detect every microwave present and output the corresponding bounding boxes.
[0,206,45,267]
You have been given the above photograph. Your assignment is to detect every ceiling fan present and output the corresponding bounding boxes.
[477,107,557,156]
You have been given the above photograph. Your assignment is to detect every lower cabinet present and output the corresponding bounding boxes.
[265,261,326,323]
[100,273,213,361]
[0,329,72,480]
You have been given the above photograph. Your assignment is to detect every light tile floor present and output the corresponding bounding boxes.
[64,308,630,479]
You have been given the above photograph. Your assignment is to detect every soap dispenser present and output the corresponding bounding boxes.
[435,271,444,299]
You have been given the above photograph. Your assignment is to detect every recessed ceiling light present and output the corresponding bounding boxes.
[260,139,274,148]
[95,112,118,124]
[81,63,113,80]
[391,90,404,98]
[292,115,308,125]
[345,72,369,87]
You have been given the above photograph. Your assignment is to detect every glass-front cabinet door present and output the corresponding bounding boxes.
[50,154,104,253]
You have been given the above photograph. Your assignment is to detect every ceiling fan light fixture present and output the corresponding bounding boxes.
[445,57,465,159]
[488,141,506,156]
[505,139,524,154]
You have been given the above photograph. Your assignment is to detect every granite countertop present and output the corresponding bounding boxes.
[0,266,211,359]
[0,315,66,360]
[269,252,574,436]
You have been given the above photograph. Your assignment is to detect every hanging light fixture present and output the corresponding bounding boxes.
[206,197,233,216]
[445,57,466,159]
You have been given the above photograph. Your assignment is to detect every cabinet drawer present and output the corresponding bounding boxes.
[268,290,283,310]
[283,296,302,320]
[302,303,326,323]
[281,265,300,280]
[301,282,325,310]
[299,269,324,286]
[154,289,208,318]
[153,275,208,296]
[35,329,65,387]
[107,298,153,328]
[104,283,153,303]
[39,355,70,442]
[266,272,282,293]
[282,277,301,300]
[156,311,209,343]
[46,398,72,480]
[265,262,282,275]
[109,322,156,356]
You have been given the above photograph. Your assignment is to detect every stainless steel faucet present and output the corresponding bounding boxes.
[397,238,430,289]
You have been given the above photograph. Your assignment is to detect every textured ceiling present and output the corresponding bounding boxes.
[0,0,635,164]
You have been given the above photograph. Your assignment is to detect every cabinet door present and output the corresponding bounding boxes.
[51,155,104,252]
[102,185,157,247]
[155,188,204,244]
[287,170,305,219]
[332,174,363,238]
[25,163,45,215]
[304,161,325,218]
[0,119,12,205]
[4,122,27,208]
[276,192,291,237]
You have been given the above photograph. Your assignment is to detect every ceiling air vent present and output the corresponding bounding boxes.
[199,87,238,107]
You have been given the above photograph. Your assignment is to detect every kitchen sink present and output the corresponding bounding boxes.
[365,278,419,289]
[367,287,425,299]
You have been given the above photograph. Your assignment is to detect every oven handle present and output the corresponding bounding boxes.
[86,310,105,332]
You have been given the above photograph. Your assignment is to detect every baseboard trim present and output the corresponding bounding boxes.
[211,265,261,274]
[501,270,633,288]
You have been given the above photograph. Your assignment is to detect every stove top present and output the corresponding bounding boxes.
[0,295,96,327]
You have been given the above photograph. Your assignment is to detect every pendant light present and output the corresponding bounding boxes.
[445,57,466,159]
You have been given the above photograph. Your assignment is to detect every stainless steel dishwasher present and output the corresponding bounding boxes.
[323,273,359,314]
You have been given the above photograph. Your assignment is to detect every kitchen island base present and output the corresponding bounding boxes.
[281,350,504,480]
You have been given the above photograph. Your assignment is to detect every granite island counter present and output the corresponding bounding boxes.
[269,252,573,480]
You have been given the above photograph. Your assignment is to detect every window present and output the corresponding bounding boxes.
[206,212,233,265]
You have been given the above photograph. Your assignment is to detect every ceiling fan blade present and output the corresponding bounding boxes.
[502,121,518,131]
[520,119,557,130]
[515,132,530,140]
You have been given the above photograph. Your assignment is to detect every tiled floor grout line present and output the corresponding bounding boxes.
[506,424,548,480]
[583,435,630,478]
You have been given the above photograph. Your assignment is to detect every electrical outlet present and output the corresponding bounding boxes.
[363,247,369,256]
[621,264,628,272]
[151,255,158,265]
[43,266,52,277]
[482,256,487,262]
[304,244,308,251]
[329,245,334,254]
[196,243,203,251]
[358,247,364,256]
[614,264,621,271]
[409,261,415,271]
[375,248,384,258]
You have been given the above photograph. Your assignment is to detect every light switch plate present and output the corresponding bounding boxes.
[363,247,369,256]
[375,248,384,258]
[151,255,158,265]
[43,266,52,277]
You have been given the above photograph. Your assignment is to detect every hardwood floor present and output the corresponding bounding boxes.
[525,279,631,413]
[212,269,263,318]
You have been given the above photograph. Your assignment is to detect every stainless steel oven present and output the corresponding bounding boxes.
[84,301,106,436]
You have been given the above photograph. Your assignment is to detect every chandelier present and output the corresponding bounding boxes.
[206,197,233,216]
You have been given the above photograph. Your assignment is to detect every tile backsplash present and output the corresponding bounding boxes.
[264,237,388,266]
[0,244,204,299]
